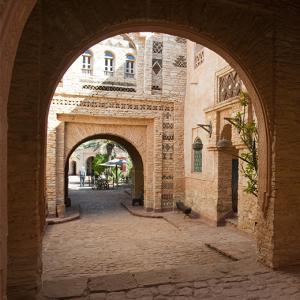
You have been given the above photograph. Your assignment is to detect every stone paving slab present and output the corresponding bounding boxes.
[134,269,174,287]
[89,273,137,292]
[42,277,88,298]
[39,261,300,299]
[44,188,256,281]
[40,187,300,299]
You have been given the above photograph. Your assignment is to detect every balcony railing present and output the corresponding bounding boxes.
[82,68,92,75]
[104,70,114,77]
[125,73,135,79]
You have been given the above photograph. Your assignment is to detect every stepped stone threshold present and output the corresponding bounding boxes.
[46,204,81,225]
[41,186,300,299]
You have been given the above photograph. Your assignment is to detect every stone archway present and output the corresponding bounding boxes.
[63,134,144,211]
[3,1,300,298]
[46,115,152,218]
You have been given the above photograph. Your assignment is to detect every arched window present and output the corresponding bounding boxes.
[221,124,232,141]
[82,50,92,75]
[217,124,233,148]
[125,54,135,78]
[192,138,203,172]
[104,51,114,76]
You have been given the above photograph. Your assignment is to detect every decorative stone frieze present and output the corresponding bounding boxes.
[218,70,241,102]
[173,55,187,68]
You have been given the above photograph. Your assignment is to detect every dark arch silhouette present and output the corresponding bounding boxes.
[7,2,291,296]
[64,134,144,206]
[221,124,232,141]
[40,23,271,213]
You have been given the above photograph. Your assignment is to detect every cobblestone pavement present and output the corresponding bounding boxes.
[40,259,300,299]
[43,182,254,281]
[41,182,300,299]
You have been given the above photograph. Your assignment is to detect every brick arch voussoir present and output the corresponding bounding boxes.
[65,133,144,173]
[41,0,274,119]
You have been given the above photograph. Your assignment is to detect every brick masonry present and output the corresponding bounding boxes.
[46,33,186,216]
[1,0,300,298]
[184,45,258,232]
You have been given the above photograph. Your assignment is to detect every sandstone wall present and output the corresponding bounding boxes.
[184,42,258,232]
[3,1,300,297]
[46,33,187,216]
[47,95,185,215]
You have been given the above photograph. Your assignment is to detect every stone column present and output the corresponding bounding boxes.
[153,117,163,212]
[46,129,57,217]
[131,167,136,198]
[255,8,300,268]
[55,122,66,217]
[173,101,185,202]
[7,4,42,297]
[216,149,233,224]
[131,164,144,200]
[135,163,144,199]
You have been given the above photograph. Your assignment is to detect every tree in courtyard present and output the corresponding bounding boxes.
[109,166,124,183]
[92,153,109,176]
[226,92,258,197]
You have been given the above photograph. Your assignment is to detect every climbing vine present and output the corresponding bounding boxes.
[226,92,258,197]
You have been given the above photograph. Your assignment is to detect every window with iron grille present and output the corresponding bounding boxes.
[194,50,204,68]
[218,70,241,102]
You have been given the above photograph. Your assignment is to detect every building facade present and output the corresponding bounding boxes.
[3,2,300,297]
[46,33,187,217]
[47,33,257,234]
[184,42,257,233]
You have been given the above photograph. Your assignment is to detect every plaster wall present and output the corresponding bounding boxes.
[184,41,257,232]
[184,43,226,222]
